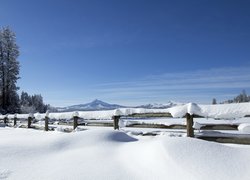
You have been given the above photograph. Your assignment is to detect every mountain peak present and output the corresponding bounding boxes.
[56,100,182,112]
[92,99,103,103]
[57,99,125,112]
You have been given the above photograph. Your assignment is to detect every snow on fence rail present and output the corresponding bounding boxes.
[1,102,250,120]
[167,102,250,137]
[0,108,170,132]
[168,102,250,119]
[0,108,169,121]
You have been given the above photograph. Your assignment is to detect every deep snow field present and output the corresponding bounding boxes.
[1,126,250,180]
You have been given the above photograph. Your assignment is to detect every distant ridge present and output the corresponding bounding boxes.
[57,99,126,112]
[56,100,181,112]
[135,101,182,109]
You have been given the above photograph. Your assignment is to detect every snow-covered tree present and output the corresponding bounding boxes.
[0,27,20,114]
[222,90,250,104]
[31,94,46,113]
[234,90,249,103]
[20,91,32,106]
[20,91,48,113]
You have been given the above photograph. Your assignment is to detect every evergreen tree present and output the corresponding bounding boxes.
[212,98,217,105]
[20,91,48,113]
[20,91,31,106]
[222,90,250,104]
[234,90,248,103]
[0,27,20,114]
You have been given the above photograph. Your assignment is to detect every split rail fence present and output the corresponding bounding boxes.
[0,111,250,144]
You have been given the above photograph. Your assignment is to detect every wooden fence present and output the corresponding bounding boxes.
[1,112,250,144]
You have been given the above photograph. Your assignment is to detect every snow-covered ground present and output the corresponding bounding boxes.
[1,102,250,179]
[0,126,250,180]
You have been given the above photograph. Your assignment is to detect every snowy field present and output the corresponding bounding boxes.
[0,126,250,180]
[1,102,250,179]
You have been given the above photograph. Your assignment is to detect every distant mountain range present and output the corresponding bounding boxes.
[56,99,181,112]
[57,99,125,112]
[135,101,181,109]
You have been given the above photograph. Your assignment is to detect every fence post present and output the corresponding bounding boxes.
[14,114,17,126]
[28,113,33,128]
[112,116,120,130]
[73,111,79,130]
[4,115,8,124]
[45,111,49,131]
[113,109,122,130]
[186,113,194,137]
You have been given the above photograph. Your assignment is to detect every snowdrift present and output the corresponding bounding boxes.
[0,127,250,180]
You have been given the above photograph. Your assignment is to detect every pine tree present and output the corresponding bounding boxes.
[233,90,248,103]
[212,98,217,105]
[20,91,48,113]
[0,27,20,114]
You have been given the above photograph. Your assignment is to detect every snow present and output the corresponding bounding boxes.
[72,111,79,117]
[168,102,250,119]
[114,109,122,116]
[0,127,250,180]
[45,110,50,117]
[0,108,169,121]
[28,113,34,118]
[2,102,250,179]
[1,102,250,121]
[238,123,250,133]
[193,122,203,130]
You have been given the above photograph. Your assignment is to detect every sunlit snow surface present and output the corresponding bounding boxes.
[0,127,250,180]
[1,102,250,179]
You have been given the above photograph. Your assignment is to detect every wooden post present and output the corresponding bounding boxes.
[73,111,79,130]
[186,113,194,137]
[45,116,49,131]
[28,113,33,128]
[112,116,120,130]
[14,114,17,126]
[73,116,78,130]
[4,115,8,124]
[45,111,49,131]
[113,109,122,130]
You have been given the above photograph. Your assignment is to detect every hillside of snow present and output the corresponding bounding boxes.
[0,127,250,180]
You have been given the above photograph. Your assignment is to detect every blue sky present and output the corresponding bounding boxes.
[1,0,250,107]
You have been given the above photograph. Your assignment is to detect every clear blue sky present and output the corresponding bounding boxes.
[1,0,250,107]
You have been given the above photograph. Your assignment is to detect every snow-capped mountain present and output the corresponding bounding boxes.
[56,100,183,112]
[57,99,126,112]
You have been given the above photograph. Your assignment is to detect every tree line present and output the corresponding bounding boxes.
[212,90,250,104]
[223,90,250,104]
[20,91,49,113]
[0,26,48,114]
